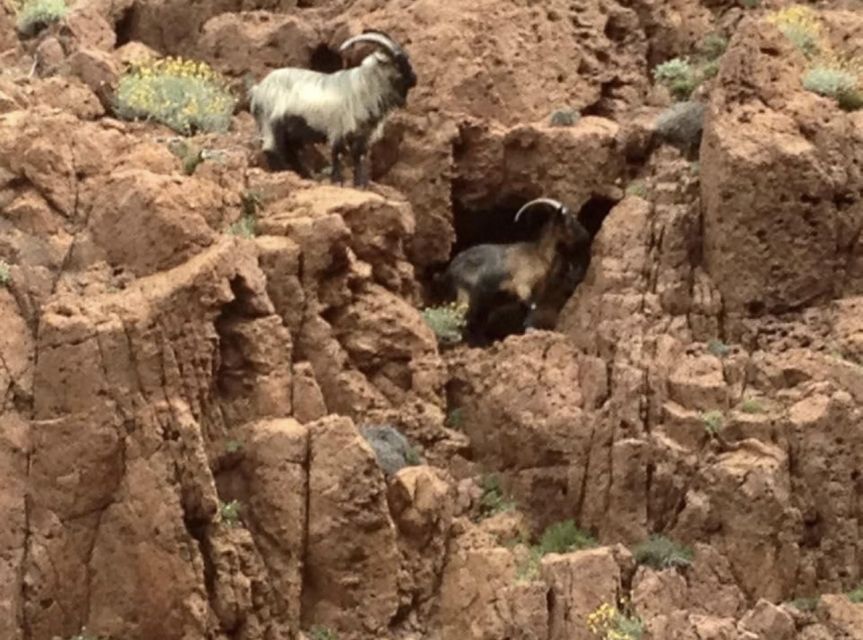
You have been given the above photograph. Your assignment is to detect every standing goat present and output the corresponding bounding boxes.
[248,30,417,188]
[438,198,592,346]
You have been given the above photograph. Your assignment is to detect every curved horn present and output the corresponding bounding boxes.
[339,32,400,57]
[513,197,567,223]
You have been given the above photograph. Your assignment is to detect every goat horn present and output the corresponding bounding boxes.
[513,197,567,223]
[340,32,401,57]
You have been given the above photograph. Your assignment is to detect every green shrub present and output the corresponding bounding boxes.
[421,302,468,345]
[653,57,700,100]
[699,33,728,62]
[15,0,67,36]
[115,56,236,135]
[0,260,10,287]
[219,499,241,527]
[445,407,464,429]
[537,519,597,555]
[848,584,863,604]
[702,411,724,436]
[478,473,516,518]
[740,398,763,414]
[788,596,819,611]
[229,215,256,239]
[587,602,644,640]
[707,339,730,357]
[803,65,863,111]
[767,5,824,58]
[225,439,242,453]
[625,181,647,198]
[514,520,595,583]
[633,535,693,570]
[308,626,338,640]
[549,107,581,127]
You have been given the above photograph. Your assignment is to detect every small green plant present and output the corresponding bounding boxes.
[653,57,700,100]
[740,398,763,414]
[308,626,338,640]
[848,584,863,604]
[537,519,597,555]
[702,410,724,436]
[14,0,67,36]
[767,5,824,59]
[625,181,647,198]
[549,107,581,127]
[707,338,730,358]
[219,499,241,527]
[0,260,10,287]
[699,33,728,62]
[229,215,256,239]
[404,446,421,466]
[803,65,863,111]
[225,439,242,453]
[241,189,263,218]
[167,139,205,175]
[478,473,516,518]
[633,535,693,570]
[739,0,760,7]
[115,56,237,135]
[445,407,464,430]
[514,520,595,583]
[421,302,468,345]
[788,596,819,611]
[587,602,644,640]
[68,629,107,640]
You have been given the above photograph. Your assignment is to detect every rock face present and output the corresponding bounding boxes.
[3,0,863,639]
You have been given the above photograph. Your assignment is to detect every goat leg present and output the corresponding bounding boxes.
[330,141,345,185]
[350,139,369,188]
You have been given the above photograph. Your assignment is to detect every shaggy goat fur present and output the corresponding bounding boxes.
[249,31,416,187]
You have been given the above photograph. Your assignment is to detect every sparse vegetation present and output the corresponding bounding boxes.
[633,535,693,570]
[404,446,421,466]
[625,181,647,198]
[0,260,10,287]
[225,439,242,453]
[229,215,256,239]
[848,584,863,604]
[241,189,263,218]
[478,473,516,518]
[740,0,760,8]
[167,139,205,175]
[707,338,730,357]
[537,519,597,555]
[740,398,764,414]
[653,57,701,100]
[587,602,644,640]
[767,5,824,59]
[699,33,728,62]
[308,626,338,640]
[788,596,819,611]
[515,519,596,582]
[115,56,237,135]
[803,63,863,111]
[69,627,107,640]
[421,302,468,345]
[14,0,67,36]
[702,410,724,436]
[549,107,581,127]
[445,407,464,430]
[219,499,241,527]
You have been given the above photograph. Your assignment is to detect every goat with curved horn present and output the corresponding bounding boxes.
[248,28,417,188]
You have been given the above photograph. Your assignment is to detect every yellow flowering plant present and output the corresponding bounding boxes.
[587,601,644,640]
[114,56,237,135]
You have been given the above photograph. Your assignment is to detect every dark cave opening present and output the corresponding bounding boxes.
[429,192,620,346]
[114,6,136,48]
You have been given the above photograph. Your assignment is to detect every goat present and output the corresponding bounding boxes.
[248,29,417,188]
[438,197,591,346]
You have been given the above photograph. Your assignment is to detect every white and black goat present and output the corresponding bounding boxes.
[438,198,591,346]
[249,29,417,188]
